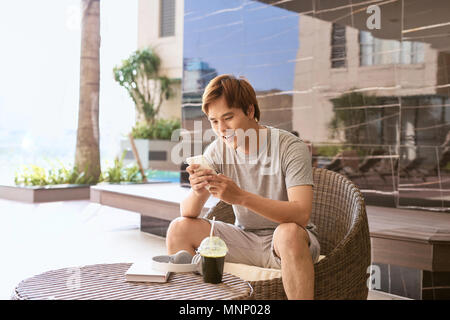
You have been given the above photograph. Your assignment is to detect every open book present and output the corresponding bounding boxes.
[125,261,170,283]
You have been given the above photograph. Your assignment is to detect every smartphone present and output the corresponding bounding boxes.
[185,155,217,190]
[185,155,217,175]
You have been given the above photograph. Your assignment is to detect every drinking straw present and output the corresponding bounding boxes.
[210,216,216,238]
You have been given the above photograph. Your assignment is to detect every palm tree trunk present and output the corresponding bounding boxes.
[75,0,101,183]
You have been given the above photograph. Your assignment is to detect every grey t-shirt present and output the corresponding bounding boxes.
[203,125,316,236]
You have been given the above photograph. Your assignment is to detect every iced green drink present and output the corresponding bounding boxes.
[198,236,228,284]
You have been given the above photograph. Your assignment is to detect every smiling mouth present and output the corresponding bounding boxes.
[223,132,235,142]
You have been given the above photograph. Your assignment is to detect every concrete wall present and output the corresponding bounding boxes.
[292,15,440,144]
[137,0,184,121]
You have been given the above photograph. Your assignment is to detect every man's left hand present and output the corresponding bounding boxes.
[207,174,245,205]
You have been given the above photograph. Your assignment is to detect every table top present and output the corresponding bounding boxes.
[11,263,253,300]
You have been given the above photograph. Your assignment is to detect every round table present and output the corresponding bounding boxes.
[11,263,253,300]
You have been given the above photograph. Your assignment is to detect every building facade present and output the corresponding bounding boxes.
[137,0,184,121]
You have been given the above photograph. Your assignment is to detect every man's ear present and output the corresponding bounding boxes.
[247,104,255,120]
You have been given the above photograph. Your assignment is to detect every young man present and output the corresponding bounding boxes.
[166,74,320,300]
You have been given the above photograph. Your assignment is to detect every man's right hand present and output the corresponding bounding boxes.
[186,164,214,196]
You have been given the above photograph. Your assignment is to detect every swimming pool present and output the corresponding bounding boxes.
[146,170,180,183]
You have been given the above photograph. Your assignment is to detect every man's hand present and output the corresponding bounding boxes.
[207,174,246,205]
[186,164,214,197]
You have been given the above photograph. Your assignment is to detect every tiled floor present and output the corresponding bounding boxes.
[0,198,408,300]
[0,199,166,300]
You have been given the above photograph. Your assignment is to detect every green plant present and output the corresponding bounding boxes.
[100,151,143,183]
[315,145,350,158]
[444,161,450,172]
[14,161,94,186]
[328,91,388,158]
[14,165,46,186]
[314,145,371,158]
[13,154,146,186]
[113,47,179,126]
[131,118,181,140]
[329,91,380,144]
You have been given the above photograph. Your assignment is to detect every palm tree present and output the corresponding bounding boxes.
[75,0,101,183]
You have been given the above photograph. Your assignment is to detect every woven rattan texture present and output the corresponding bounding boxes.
[204,168,371,300]
[12,263,252,300]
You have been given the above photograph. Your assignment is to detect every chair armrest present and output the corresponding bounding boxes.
[204,201,235,224]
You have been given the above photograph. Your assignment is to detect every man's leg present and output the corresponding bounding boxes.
[166,217,212,255]
[273,223,314,300]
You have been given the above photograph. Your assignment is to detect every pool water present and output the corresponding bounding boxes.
[146,170,180,183]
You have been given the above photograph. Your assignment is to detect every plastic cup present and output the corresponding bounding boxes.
[198,236,228,284]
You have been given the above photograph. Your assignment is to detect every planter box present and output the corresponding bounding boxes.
[0,184,91,203]
[120,138,180,171]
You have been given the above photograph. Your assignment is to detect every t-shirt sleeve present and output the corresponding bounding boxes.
[282,140,314,189]
[202,140,222,174]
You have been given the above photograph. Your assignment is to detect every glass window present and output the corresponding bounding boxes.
[360,31,424,66]
[374,38,400,65]
[331,23,347,68]
[360,31,374,66]
[160,0,175,37]
[411,41,425,63]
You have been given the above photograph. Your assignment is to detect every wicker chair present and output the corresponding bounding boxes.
[204,167,371,300]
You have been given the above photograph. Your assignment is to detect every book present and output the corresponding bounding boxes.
[125,261,170,283]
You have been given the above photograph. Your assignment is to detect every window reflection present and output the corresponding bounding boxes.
[360,31,425,66]
[331,23,347,68]
[182,0,450,212]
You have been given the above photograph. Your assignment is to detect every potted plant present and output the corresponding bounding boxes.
[0,154,151,203]
[113,47,181,171]
[0,161,93,202]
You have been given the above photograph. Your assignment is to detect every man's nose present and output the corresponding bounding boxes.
[218,121,229,135]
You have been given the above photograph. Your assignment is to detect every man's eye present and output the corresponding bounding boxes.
[225,117,233,121]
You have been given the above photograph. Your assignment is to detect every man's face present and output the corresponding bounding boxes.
[207,96,254,149]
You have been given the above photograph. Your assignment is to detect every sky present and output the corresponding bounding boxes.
[0,0,138,159]
[184,0,299,92]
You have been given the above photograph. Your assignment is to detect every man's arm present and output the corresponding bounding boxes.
[180,164,214,218]
[180,189,210,218]
[208,174,312,227]
[238,185,312,227]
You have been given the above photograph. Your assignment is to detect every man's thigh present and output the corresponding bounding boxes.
[200,218,270,268]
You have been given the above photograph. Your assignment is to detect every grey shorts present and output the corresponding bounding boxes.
[200,219,321,269]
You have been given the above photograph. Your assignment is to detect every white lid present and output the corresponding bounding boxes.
[198,236,228,257]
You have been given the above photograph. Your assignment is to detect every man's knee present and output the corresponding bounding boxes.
[167,217,199,238]
[166,217,212,254]
[273,223,309,256]
[167,216,210,243]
